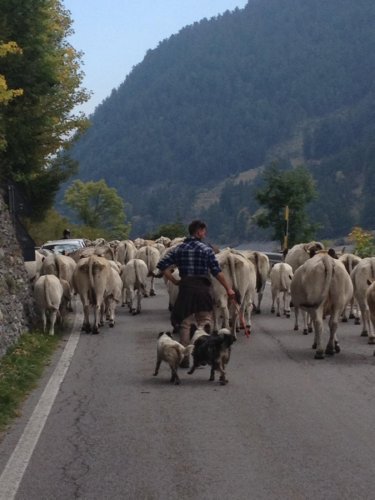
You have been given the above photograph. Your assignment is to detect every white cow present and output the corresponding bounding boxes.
[34,274,71,335]
[270,262,293,317]
[116,240,136,265]
[120,258,148,314]
[73,255,112,334]
[135,245,160,296]
[339,253,362,323]
[39,253,76,311]
[285,241,325,272]
[366,281,375,354]
[212,249,256,337]
[239,250,270,313]
[102,267,123,327]
[291,253,353,359]
[351,257,375,342]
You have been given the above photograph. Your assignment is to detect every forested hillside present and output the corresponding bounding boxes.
[67,0,375,242]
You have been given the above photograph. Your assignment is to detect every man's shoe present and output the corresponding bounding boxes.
[180,357,190,369]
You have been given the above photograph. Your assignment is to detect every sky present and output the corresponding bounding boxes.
[63,0,248,115]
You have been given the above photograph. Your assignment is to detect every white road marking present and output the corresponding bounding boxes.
[0,325,80,500]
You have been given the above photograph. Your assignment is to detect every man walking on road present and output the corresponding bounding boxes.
[157,220,236,367]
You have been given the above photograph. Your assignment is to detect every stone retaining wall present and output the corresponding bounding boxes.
[0,194,35,358]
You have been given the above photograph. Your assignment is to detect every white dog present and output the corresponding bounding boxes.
[153,332,194,385]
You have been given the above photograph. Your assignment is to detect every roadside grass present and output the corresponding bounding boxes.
[0,331,60,435]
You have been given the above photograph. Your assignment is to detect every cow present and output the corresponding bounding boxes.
[135,245,160,296]
[211,249,256,337]
[285,241,325,272]
[72,255,112,334]
[102,266,123,327]
[366,281,375,355]
[291,253,353,359]
[120,258,148,314]
[34,274,71,335]
[116,239,136,265]
[39,253,76,311]
[339,253,362,323]
[270,262,293,318]
[350,257,375,342]
[237,250,270,313]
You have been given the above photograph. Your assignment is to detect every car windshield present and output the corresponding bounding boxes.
[42,243,80,255]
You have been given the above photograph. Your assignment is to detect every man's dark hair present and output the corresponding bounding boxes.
[188,220,207,236]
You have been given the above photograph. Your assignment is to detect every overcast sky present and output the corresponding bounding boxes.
[63,0,248,115]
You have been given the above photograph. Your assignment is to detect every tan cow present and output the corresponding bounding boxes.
[34,274,71,335]
[238,250,270,313]
[285,241,325,272]
[116,239,137,265]
[102,266,123,327]
[351,257,375,342]
[291,253,353,359]
[135,245,160,296]
[339,253,362,322]
[366,281,375,355]
[270,262,293,318]
[212,249,256,337]
[120,258,148,314]
[73,255,112,334]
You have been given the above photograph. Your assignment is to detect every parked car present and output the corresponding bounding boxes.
[40,238,86,255]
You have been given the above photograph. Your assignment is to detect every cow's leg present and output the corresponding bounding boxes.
[276,294,281,317]
[41,310,47,333]
[136,288,142,314]
[92,303,101,334]
[366,307,375,344]
[357,299,368,336]
[149,276,155,296]
[284,291,291,318]
[271,288,276,313]
[326,310,341,355]
[82,303,91,333]
[294,307,299,331]
[311,309,325,359]
[49,309,58,336]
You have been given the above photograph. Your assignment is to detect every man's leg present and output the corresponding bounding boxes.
[179,313,195,368]
[195,311,213,333]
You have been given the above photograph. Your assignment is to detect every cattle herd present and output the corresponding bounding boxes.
[26,237,375,383]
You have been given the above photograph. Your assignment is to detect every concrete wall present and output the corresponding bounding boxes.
[0,194,36,358]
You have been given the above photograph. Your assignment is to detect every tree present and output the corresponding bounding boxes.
[255,163,319,248]
[0,41,23,151]
[0,0,90,217]
[64,179,131,240]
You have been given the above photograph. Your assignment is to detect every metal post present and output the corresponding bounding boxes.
[283,205,289,252]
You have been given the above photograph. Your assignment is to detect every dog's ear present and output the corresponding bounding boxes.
[189,324,198,339]
[203,323,211,334]
[157,332,165,339]
[165,331,173,338]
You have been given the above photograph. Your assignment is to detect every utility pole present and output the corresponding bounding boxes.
[283,205,289,252]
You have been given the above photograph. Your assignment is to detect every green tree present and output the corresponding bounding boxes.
[255,163,319,248]
[64,179,131,240]
[148,222,187,240]
[0,0,90,217]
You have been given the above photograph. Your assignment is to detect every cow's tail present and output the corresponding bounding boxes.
[44,275,53,309]
[54,254,61,279]
[316,255,334,306]
[134,259,145,292]
[279,263,289,292]
[228,253,241,304]
[253,252,263,293]
[88,256,97,304]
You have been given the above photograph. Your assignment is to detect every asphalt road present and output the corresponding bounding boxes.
[0,279,375,500]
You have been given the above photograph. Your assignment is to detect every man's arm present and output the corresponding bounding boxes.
[215,271,236,299]
[163,266,180,286]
